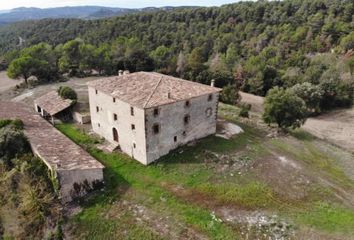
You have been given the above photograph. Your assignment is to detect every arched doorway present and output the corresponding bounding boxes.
[112,128,119,142]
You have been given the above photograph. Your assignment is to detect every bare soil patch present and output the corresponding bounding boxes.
[239,91,354,154]
[239,91,264,113]
[303,109,354,153]
[0,71,21,93]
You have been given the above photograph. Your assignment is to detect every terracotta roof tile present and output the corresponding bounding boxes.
[34,91,74,116]
[87,72,221,109]
[0,102,104,171]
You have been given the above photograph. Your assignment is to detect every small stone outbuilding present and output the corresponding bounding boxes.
[34,91,74,124]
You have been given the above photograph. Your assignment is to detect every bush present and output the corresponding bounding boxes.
[220,84,241,105]
[289,82,324,115]
[239,103,252,118]
[0,119,12,129]
[263,87,307,129]
[11,119,24,130]
[57,86,77,100]
[0,126,31,167]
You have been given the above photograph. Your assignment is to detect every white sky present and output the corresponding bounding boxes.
[0,0,241,10]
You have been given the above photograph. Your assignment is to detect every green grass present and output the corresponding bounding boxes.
[56,121,354,238]
[57,124,239,239]
[270,138,354,189]
[56,124,101,145]
[297,202,354,233]
[197,182,276,209]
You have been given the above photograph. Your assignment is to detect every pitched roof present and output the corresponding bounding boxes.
[0,101,104,171]
[34,91,74,116]
[87,72,221,109]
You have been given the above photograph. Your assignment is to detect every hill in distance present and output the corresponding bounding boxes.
[0,5,195,25]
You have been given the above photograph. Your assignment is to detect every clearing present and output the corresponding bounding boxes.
[239,91,354,153]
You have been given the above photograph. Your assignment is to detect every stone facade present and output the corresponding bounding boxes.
[145,93,219,163]
[89,87,148,164]
[88,72,221,165]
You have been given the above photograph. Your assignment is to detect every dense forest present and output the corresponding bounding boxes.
[0,0,353,113]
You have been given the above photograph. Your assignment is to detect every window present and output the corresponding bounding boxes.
[113,98,116,103]
[98,123,101,127]
[185,100,190,107]
[174,136,177,142]
[182,131,187,136]
[206,108,212,117]
[133,143,136,148]
[153,108,159,117]
[131,124,135,130]
[131,107,134,116]
[113,114,118,121]
[153,124,160,134]
[95,89,98,94]
[208,94,213,101]
[184,115,190,125]
[96,106,99,113]
[37,106,42,113]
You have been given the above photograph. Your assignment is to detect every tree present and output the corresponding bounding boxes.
[59,39,84,76]
[263,87,307,129]
[93,44,113,75]
[289,82,324,114]
[150,46,172,70]
[20,43,59,82]
[319,69,354,109]
[7,57,47,85]
[188,47,205,72]
[220,84,241,105]
[57,86,77,100]
[176,52,187,77]
[348,56,354,75]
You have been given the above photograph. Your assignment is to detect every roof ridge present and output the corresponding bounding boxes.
[143,76,163,108]
[148,72,219,90]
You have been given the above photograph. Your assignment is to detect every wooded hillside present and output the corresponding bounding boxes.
[1,0,353,108]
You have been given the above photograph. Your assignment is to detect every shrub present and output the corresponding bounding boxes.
[220,84,241,105]
[0,127,31,167]
[0,119,12,129]
[57,86,77,100]
[239,103,252,118]
[11,119,24,130]
[263,87,307,129]
[289,82,324,115]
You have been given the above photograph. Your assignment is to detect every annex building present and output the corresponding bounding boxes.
[88,72,221,165]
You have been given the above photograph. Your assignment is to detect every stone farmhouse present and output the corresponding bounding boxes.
[88,72,221,165]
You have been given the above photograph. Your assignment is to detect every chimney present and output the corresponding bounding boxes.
[211,79,215,87]
[123,70,130,75]
[118,70,123,76]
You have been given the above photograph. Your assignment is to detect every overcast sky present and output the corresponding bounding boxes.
[0,0,241,10]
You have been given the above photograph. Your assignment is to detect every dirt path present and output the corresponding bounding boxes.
[0,71,21,93]
[240,91,264,113]
[303,109,354,153]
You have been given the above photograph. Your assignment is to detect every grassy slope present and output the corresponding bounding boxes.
[56,104,354,239]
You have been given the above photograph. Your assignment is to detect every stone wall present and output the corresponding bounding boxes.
[88,87,148,164]
[57,168,104,203]
[145,93,219,164]
[72,111,91,124]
